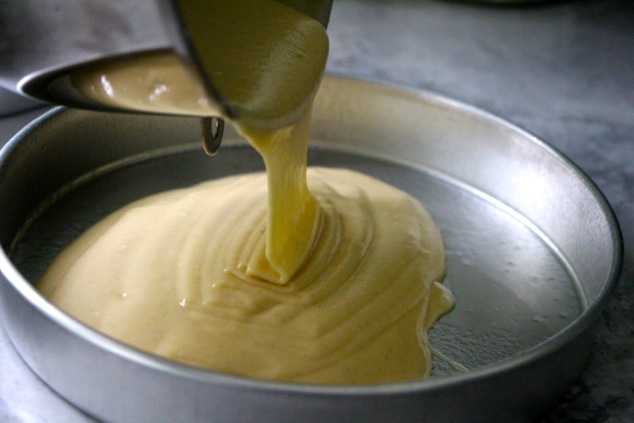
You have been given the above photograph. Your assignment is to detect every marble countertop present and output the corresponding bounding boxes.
[1,0,632,421]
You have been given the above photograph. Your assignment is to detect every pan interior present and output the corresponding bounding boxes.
[9,140,583,377]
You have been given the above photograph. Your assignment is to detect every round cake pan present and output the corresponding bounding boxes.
[0,76,622,423]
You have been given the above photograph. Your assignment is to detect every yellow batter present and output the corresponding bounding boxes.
[37,168,452,383]
[37,0,454,384]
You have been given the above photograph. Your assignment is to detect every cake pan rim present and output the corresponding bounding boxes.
[0,75,623,397]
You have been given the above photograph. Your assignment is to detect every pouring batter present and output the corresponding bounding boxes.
[37,0,453,383]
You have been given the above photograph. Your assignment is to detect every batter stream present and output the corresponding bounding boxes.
[36,0,453,384]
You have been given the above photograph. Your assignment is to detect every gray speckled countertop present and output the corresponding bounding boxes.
[1,0,633,422]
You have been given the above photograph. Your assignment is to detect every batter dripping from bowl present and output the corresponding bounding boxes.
[36,0,454,384]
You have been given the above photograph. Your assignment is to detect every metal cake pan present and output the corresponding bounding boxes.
[0,76,622,422]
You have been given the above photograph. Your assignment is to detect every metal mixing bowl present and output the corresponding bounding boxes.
[0,76,622,422]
